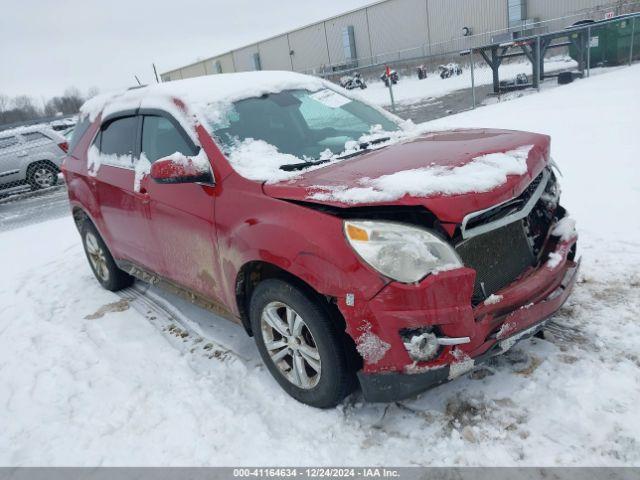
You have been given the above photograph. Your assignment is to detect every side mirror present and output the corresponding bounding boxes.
[150,155,213,185]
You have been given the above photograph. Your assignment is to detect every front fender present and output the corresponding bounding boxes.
[215,175,388,314]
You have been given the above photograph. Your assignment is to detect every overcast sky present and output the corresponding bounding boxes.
[1,0,373,103]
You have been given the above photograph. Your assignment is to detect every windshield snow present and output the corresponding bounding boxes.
[209,88,401,181]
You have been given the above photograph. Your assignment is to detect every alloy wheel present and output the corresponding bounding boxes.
[85,232,110,282]
[260,301,322,389]
[33,167,55,188]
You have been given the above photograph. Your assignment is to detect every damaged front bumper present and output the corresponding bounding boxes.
[349,233,580,403]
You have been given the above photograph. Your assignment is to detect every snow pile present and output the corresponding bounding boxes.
[80,71,327,124]
[546,252,563,269]
[484,294,503,306]
[86,145,133,177]
[225,139,310,183]
[309,145,533,204]
[133,154,152,193]
[552,216,578,242]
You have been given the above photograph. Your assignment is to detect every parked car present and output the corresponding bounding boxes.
[63,72,579,408]
[0,125,68,190]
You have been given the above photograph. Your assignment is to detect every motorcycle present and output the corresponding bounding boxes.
[438,63,463,79]
[380,69,399,87]
[340,72,367,90]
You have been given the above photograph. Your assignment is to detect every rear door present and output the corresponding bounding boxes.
[0,135,24,186]
[92,115,157,268]
[139,112,223,302]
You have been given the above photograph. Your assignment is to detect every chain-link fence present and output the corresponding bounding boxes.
[317,10,639,123]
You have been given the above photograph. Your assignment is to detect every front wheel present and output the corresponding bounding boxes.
[250,279,355,408]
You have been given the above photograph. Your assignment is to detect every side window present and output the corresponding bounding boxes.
[0,136,19,150]
[69,116,91,153]
[100,116,138,160]
[141,115,197,163]
[21,132,48,143]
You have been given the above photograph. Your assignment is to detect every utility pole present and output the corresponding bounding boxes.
[152,63,160,83]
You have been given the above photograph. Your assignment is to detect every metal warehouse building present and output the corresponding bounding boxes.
[161,0,638,81]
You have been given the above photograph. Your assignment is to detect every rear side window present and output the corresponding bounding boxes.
[69,116,91,153]
[0,136,19,149]
[141,116,197,163]
[21,132,48,143]
[100,116,138,158]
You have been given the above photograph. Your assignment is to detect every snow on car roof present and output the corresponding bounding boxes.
[79,71,327,122]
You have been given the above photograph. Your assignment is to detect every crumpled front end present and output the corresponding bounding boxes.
[338,167,580,402]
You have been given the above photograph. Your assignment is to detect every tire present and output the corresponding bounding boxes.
[558,72,574,85]
[27,163,58,190]
[81,220,134,291]
[250,279,355,408]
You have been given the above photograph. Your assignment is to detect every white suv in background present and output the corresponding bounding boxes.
[0,126,68,191]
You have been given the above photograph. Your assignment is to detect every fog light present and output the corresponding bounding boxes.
[402,328,471,362]
[403,331,440,362]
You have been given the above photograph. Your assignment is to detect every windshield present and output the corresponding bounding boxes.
[210,88,400,163]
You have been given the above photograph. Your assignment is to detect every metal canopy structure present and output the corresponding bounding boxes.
[474,24,592,94]
[471,12,640,94]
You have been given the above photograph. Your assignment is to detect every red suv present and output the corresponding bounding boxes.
[63,72,579,408]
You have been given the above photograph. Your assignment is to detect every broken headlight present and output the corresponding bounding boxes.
[343,220,462,283]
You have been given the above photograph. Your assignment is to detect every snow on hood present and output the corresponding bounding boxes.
[308,144,534,204]
[263,128,550,223]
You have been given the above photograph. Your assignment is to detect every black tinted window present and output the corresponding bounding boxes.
[141,116,197,163]
[69,116,91,153]
[0,136,18,149]
[100,116,137,158]
[22,132,48,143]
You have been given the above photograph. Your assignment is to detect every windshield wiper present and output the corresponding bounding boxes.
[279,136,392,172]
[336,136,392,160]
[280,159,331,172]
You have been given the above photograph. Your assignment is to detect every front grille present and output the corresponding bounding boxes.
[455,220,535,304]
[464,171,545,232]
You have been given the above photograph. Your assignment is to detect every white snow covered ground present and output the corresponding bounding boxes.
[1,64,639,466]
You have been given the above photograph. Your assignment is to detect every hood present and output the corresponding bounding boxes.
[262,128,550,224]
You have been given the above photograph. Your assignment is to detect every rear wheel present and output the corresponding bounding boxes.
[81,221,134,291]
[250,279,355,408]
[27,163,58,190]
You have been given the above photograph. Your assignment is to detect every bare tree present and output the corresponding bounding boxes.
[0,94,9,112]
[1,86,91,126]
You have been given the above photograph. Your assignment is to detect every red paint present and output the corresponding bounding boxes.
[63,94,578,382]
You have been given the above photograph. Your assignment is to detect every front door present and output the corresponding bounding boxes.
[139,113,223,303]
[92,115,157,268]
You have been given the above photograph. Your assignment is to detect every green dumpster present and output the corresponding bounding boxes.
[569,15,640,66]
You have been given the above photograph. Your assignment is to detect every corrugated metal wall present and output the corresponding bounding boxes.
[161,0,632,79]
[428,0,508,53]
[288,24,331,73]
[259,35,293,71]
[232,44,260,72]
[367,0,429,63]
[209,53,236,74]
[527,0,612,32]
[324,10,372,67]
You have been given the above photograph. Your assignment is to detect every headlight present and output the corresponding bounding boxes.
[343,220,462,283]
